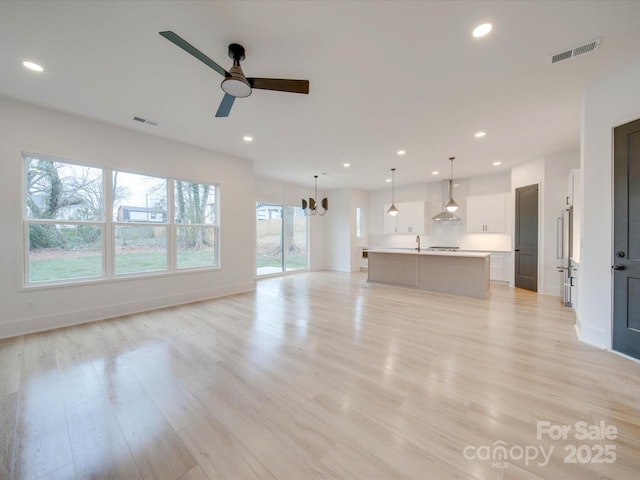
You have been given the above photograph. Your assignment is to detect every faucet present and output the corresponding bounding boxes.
[416,235,421,252]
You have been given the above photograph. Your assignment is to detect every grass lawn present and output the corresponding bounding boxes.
[29,249,216,282]
[29,254,103,282]
[257,252,307,271]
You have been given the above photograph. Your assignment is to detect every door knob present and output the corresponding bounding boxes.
[612,264,625,271]
[514,249,520,252]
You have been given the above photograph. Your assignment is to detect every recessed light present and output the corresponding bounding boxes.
[397,150,406,155]
[432,171,439,175]
[386,178,392,183]
[23,61,43,72]
[343,163,351,168]
[474,131,486,138]
[473,23,492,38]
[493,161,502,166]
[243,136,253,142]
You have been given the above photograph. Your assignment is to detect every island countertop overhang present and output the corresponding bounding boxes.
[365,249,491,258]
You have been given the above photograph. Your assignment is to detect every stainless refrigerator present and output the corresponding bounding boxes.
[557,206,576,306]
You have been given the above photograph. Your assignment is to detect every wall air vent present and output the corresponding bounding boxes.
[550,37,601,64]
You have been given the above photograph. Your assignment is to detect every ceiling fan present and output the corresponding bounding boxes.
[159,31,310,117]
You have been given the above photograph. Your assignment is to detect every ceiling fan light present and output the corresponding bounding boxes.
[221,65,251,98]
[221,77,252,98]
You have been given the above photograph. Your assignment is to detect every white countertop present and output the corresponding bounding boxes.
[366,249,491,258]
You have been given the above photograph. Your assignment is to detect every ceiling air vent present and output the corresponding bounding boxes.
[550,37,601,64]
[132,116,158,126]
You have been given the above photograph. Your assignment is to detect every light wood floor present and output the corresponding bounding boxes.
[1,271,639,480]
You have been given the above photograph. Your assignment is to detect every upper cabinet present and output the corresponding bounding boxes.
[383,201,428,234]
[466,193,507,233]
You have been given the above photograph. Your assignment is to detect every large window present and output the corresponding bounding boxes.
[113,171,168,275]
[256,202,307,276]
[24,154,219,285]
[25,157,104,283]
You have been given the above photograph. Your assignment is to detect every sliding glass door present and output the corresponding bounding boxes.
[256,202,307,276]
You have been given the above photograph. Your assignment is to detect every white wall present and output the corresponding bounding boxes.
[323,188,352,272]
[320,187,369,272]
[255,176,326,271]
[579,60,640,349]
[0,96,255,339]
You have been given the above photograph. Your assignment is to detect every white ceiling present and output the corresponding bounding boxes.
[2,1,640,191]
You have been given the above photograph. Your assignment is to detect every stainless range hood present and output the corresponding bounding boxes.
[432,179,460,222]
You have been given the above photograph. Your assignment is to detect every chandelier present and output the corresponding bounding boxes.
[302,175,328,216]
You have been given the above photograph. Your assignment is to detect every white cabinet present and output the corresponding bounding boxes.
[489,253,507,283]
[461,251,510,283]
[398,201,427,234]
[466,194,507,233]
[383,201,428,234]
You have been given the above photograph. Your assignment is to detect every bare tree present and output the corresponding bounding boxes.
[175,181,213,249]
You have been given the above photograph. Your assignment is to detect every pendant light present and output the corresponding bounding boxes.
[302,175,328,216]
[387,168,399,216]
[445,157,459,212]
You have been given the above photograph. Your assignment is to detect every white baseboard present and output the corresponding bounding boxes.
[573,312,610,349]
[0,281,255,340]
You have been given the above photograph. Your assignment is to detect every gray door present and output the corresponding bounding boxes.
[515,184,538,291]
[613,118,640,360]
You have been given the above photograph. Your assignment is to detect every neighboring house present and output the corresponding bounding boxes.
[117,205,167,223]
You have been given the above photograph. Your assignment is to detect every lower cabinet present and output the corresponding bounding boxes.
[490,253,503,282]
[488,252,511,284]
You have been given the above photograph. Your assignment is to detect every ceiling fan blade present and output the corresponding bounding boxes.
[215,93,235,117]
[247,78,309,94]
[159,31,229,78]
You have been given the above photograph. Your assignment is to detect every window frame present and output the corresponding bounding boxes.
[22,153,220,288]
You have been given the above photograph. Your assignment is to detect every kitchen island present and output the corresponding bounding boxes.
[367,249,491,298]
